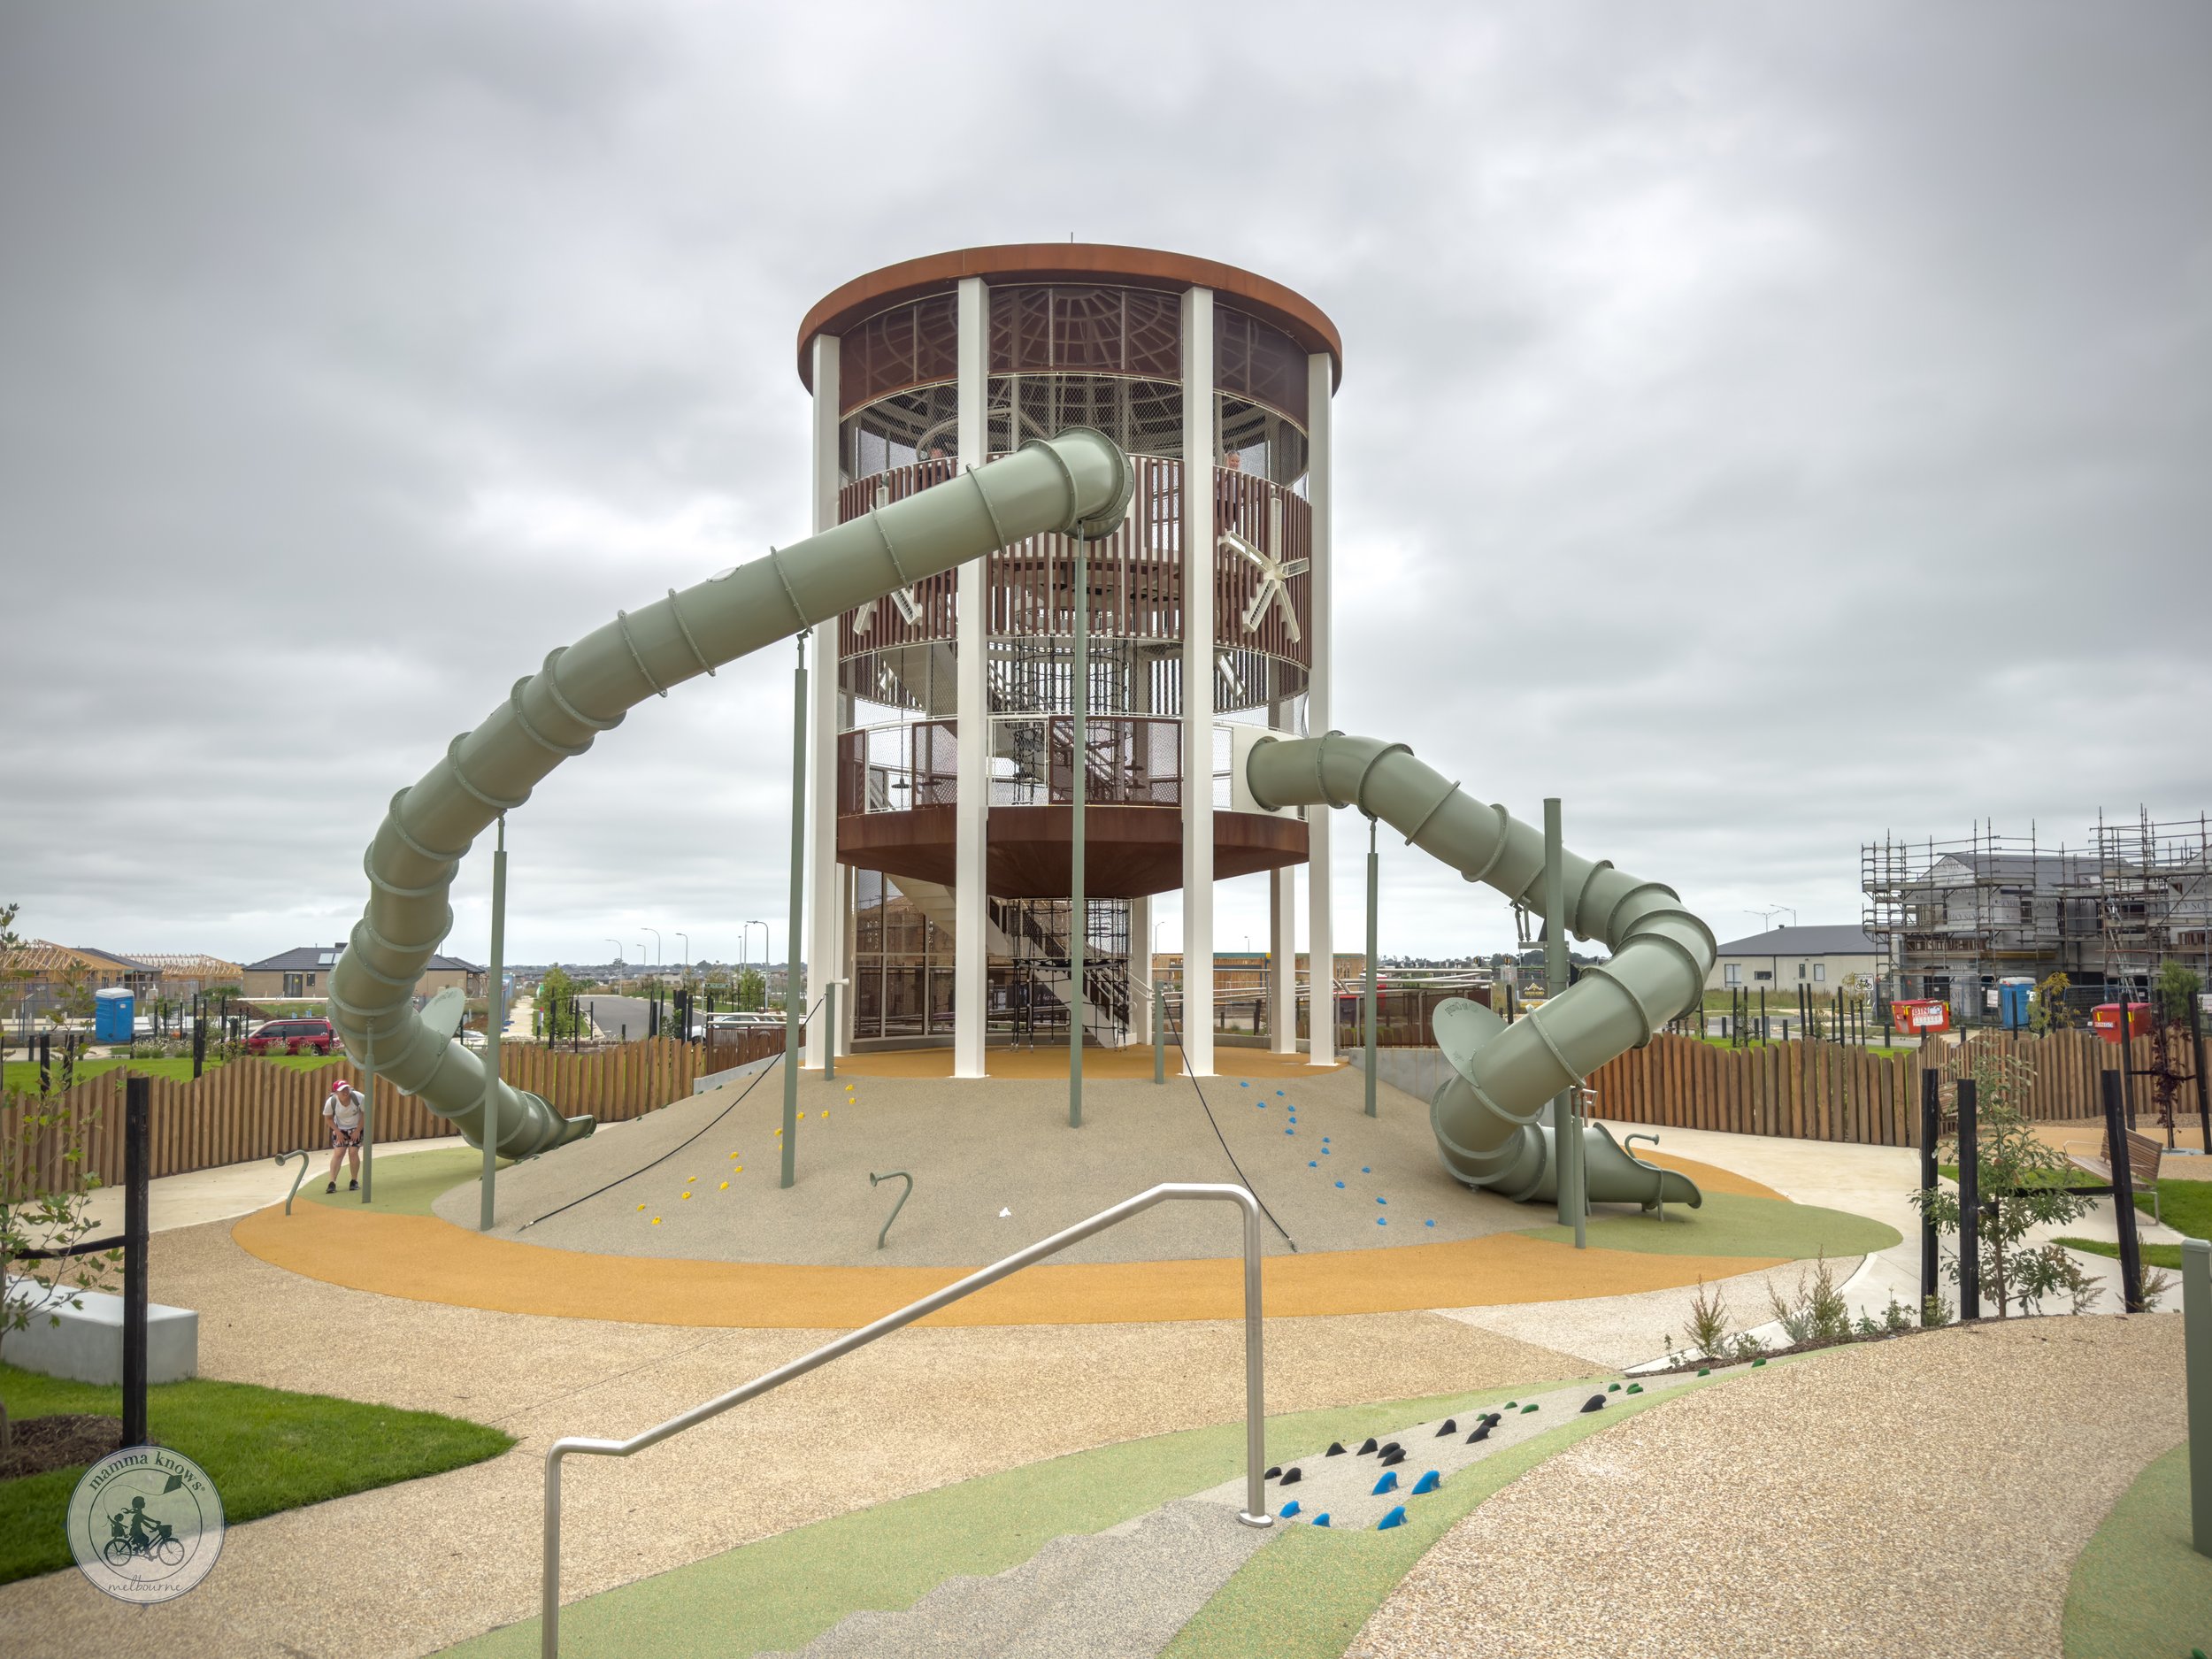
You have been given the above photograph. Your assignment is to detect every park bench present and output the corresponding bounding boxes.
[2061,1126,2164,1226]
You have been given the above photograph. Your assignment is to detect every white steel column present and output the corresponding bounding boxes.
[1269,870,1295,1053]
[952,277,990,1078]
[805,334,844,1065]
[1305,350,1335,1065]
[1180,287,1217,1076]
[1129,893,1152,1045]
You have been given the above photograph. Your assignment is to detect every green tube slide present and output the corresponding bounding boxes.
[1245,733,1712,1211]
[326,429,1134,1157]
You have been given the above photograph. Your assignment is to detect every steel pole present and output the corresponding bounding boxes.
[1070,534,1087,1129]
[782,633,806,1190]
[2185,1236,2211,1556]
[1544,798,1581,1246]
[361,1026,375,1204]
[824,981,836,1082]
[481,815,506,1231]
[1363,813,1379,1118]
[1154,979,1166,1084]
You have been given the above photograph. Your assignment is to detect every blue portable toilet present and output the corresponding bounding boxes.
[1998,977,2034,1032]
[94,986,135,1042]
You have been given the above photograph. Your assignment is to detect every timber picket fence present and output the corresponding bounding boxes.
[1588,1026,2186,1148]
[3,1033,782,1199]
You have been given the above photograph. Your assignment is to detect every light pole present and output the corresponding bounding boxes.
[643,926,662,972]
[677,933,690,986]
[604,939,624,995]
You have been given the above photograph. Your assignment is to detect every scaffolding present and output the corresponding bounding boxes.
[1863,810,2212,1016]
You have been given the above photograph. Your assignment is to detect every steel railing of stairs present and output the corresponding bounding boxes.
[539,1181,1271,1657]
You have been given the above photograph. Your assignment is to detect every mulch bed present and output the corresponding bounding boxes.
[0,1415,122,1481]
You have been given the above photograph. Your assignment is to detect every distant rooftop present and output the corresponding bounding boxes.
[1711,925,1878,956]
[244,944,482,973]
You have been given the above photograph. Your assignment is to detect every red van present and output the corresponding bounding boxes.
[247,1018,339,1056]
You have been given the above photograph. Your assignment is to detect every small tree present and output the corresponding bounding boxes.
[2150,963,2202,1146]
[735,967,766,1012]
[2030,972,2073,1034]
[1909,1046,2099,1317]
[0,1088,120,1448]
[536,965,579,1041]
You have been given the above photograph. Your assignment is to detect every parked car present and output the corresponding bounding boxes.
[246,1018,339,1056]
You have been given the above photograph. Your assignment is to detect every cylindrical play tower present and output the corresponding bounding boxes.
[797,246,1341,1077]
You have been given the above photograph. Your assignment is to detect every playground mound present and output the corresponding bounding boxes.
[431,1062,1801,1269]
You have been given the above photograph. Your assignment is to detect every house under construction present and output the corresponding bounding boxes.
[1862,810,2212,1018]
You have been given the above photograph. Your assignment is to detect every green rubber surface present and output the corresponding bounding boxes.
[1163,1379,1721,1659]
[2062,1440,2210,1659]
[434,1379,1599,1657]
[300,1145,511,1217]
[1515,1189,1901,1258]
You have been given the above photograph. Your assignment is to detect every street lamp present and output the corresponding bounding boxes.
[643,926,662,971]
[604,939,624,993]
[677,933,691,988]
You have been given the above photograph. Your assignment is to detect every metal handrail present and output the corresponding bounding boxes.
[539,1181,1270,1656]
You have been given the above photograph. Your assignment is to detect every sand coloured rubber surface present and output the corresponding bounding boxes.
[424,1064,1789,1269]
[232,1198,1786,1326]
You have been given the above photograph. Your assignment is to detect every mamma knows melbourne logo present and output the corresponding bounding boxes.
[66,1446,225,1602]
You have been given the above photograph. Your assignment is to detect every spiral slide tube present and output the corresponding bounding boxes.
[327,429,1135,1157]
[1245,734,1714,1210]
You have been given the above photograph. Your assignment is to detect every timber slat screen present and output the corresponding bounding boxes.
[1586,1027,2172,1148]
[2,1036,723,1197]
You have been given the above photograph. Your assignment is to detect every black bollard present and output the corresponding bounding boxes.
[1958,1076,1980,1319]
[1920,1067,1940,1312]
[122,1076,150,1447]
[2102,1069,2146,1313]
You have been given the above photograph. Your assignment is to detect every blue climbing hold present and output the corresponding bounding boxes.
[1376,1196,1386,1204]
[1312,1512,1331,1528]
[1335,1180,1345,1188]
[1371,1471,1398,1495]
[1362,1166,1371,1173]
[1410,1470,1441,1495]
[1276,1089,1285,1096]
[1377,1217,1387,1225]
[1240,1081,1248,1087]
[1425,1219,1436,1227]
[1286,1127,1294,1135]
[1322,1136,1330,1141]
[1280,1499,1301,1518]
[1309,1161,1317,1168]
[1377,1505,1407,1531]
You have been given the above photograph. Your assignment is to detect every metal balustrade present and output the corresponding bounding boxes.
[540,1182,1271,1656]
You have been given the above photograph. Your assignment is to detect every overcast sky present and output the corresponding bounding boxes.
[3,3,2206,972]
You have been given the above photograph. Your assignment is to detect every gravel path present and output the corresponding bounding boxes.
[1349,1314,2186,1659]
[0,1215,1586,1659]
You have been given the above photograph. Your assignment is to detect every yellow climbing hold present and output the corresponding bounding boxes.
[650,1217,661,1225]
[636,1203,646,1212]
[680,1191,691,1200]
[718,1180,728,1190]
[686,1176,696,1183]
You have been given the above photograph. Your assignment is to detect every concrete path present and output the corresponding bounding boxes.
[72,1136,472,1238]
[1441,1120,2185,1371]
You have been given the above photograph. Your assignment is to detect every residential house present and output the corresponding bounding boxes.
[242,944,486,1003]
[1705,925,1881,995]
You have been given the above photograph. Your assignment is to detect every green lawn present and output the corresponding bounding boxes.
[2054,1173,2212,1275]
[2062,1442,2210,1658]
[0,1363,513,1585]
[2,1054,340,1092]
[2055,1237,2186,1272]
[435,1372,1676,1658]
[300,1145,511,1217]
